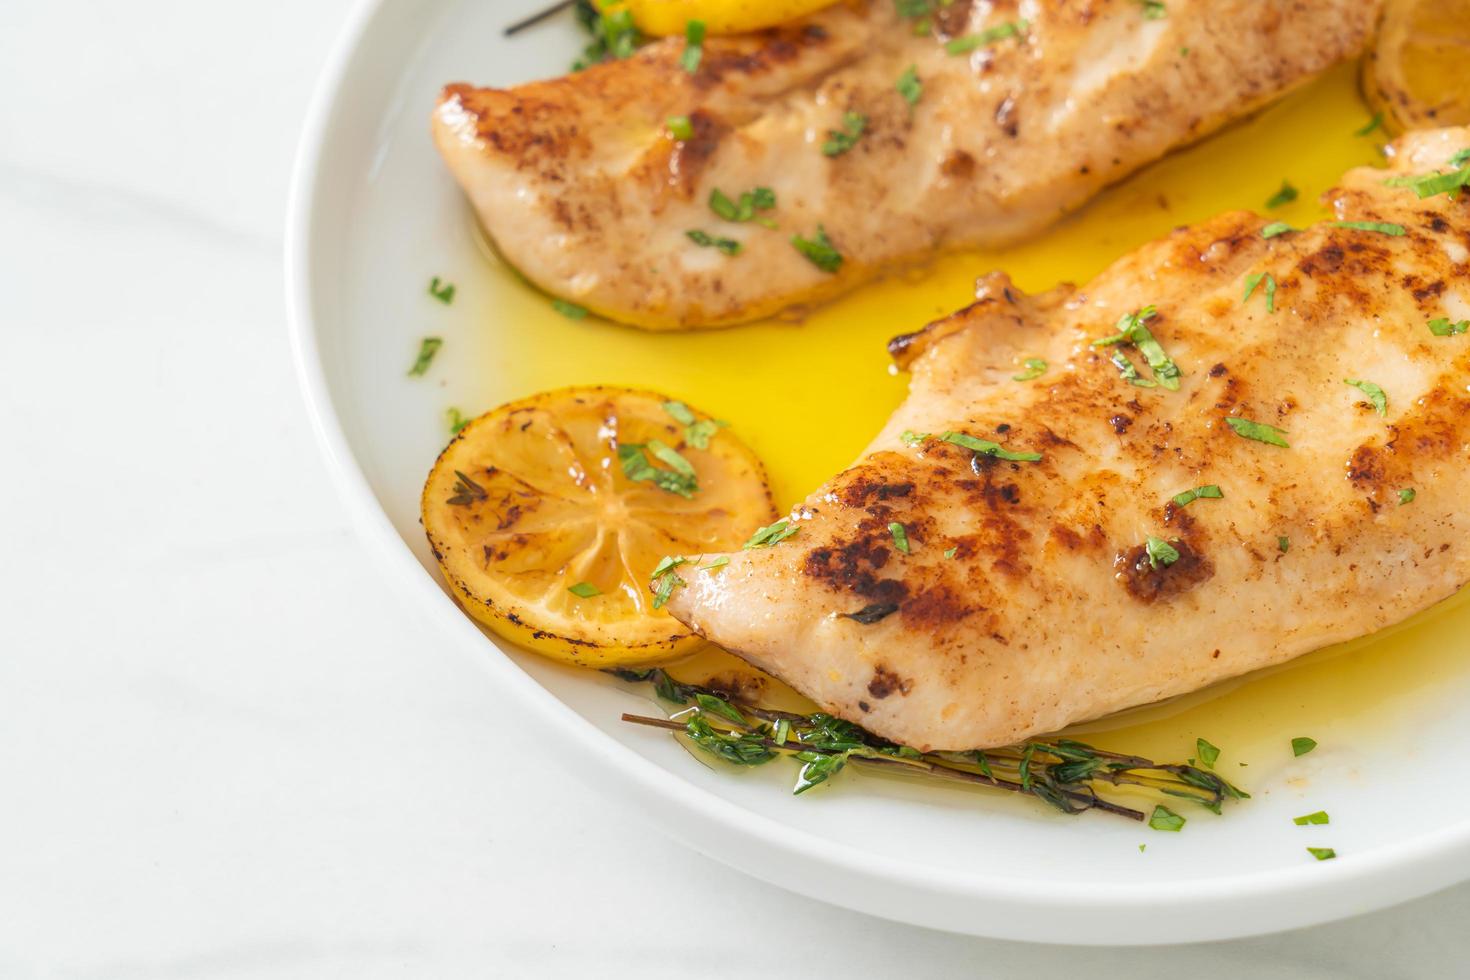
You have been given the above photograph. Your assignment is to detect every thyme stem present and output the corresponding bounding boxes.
[612,669,1248,822]
[504,0,577,36]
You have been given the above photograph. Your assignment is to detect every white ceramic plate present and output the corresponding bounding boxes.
[287,0,1470,944]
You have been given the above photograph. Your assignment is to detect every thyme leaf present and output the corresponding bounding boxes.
[447,470,488,507]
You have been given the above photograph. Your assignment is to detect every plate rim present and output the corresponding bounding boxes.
[283,0,1470,944]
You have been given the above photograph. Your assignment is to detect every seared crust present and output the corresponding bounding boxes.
[668,129,1470,750]
[433,0,1380,328]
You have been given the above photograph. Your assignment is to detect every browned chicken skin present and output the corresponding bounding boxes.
[667,129,1470,751]
[433,0,1381,328]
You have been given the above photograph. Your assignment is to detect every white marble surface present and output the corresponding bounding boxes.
[1,1,1467,976]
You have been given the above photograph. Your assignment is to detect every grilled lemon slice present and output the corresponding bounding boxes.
[1363,0,1470,133]
[422,386,776,668]
[623,0,840,36]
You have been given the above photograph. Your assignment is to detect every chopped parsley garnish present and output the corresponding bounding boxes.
[1196,738,1220,768]
[1398,488,1416,505]
[686,229,742,255]
[650,556,688,609]
[1343,378,1387,416]
[1145,536,1180,570]
[1306,847,1337,861]
[1278,535,1291,554]
[446,407,470,436]
[552,298,589,319]
[1172,485,1223,507]
[666,115,693,141]
[1291,736,1317,757]
[662,400,729,449]
[743,519,799,549]
[944,546,958,559]
[680,19,705,73]
[1429,317,1470,337]
[1109,350,1155,388]
[897,65,922,107]
[888,522,911,554]
[567,581,601,598]
[572,3,641,70]
[1137,0,1167,18]
[1226,416,1290,448]
[428,276,456,304]
[1013,357,1047,381]
[699,556,730,572]
[407,337,443,376]
[709,186,777,224]
[1261,221,1296,238]
[822,112,867,157]
[1355,112,1384,137]
[1294,810,1330,826]
[648,440,695,475]
[1454,149,1470,168]
[662,400,696,425]
[945,19,1027,55]
[1149,805,1185,832]
[685,421,727,449]
[1091,306,1181,390]
[894,0,938,33]
[1392,163,1470,200]
[1265,181,1298,209]
[791,225,843,273]
[901,430,930,446]
[1334,220,1405,236]
[618,440,698,498]
[1242,272,1277,313]
[939,430,1043,462]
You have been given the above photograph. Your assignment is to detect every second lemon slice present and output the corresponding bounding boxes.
[620,0,841,36]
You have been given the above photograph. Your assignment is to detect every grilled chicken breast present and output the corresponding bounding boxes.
[434,0,1379,329]
[666,129,1470,751]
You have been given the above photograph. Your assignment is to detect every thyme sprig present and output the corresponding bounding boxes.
[611,669,1248,822]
